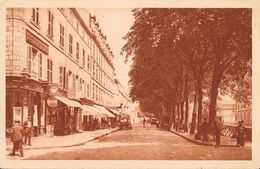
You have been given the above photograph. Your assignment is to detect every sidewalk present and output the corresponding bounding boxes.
[170,129,252,148]
[6,127,119,151]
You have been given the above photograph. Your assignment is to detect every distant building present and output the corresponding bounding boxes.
[217,95,251,127]
[217,103,236,124]
[233,101,252,127]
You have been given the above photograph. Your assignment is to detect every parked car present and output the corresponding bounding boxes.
[120,118,132,130]
[151,118,159,125]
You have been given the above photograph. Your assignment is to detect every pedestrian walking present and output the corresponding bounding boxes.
[23,116,32,146]
[201,119,209,142]
[108,119,111,130]
[175,118,179,131]
[235,120,246,147]
[9,120,24,157]
[93,118,98,130]
[214,117,223,147]
[143,117,146,128]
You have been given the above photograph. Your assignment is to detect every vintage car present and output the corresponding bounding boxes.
[120,118,132,130]
[151,118,159,125]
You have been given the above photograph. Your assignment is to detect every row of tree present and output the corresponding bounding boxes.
[122,8,251,133]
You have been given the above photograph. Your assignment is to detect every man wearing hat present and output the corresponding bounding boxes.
[235,120,246,147]
[9,119,24,157]
[23,116,32,146]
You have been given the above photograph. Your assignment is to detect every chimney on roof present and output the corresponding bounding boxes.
[95,22,99,27]
[90,15,96,21]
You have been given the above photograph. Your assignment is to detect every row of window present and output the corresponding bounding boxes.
[27,46,53,82]
[92,83,113,104]
[67,33,90,69]
[30,8,114,91]
[27,45,114,103]
[31,8,92,72]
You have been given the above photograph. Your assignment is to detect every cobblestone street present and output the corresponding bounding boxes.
[21,123,251,160]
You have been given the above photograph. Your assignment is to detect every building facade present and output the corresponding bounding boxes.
[6,8,118,136]
[233,102,252,127]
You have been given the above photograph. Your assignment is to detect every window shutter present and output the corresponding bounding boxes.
[27,46,32,73]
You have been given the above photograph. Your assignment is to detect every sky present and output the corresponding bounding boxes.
[88,8,135,93]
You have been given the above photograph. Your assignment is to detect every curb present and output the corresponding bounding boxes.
[170,130,247,148]
[6,128,120,151]
[170,130,213,146]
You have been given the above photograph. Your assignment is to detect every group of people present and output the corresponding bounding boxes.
[92,118,112,130]
[101,117,112,129]
[197,117,247,147]
[7,117,33,157]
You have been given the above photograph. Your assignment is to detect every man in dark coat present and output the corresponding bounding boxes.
[143,117,146,128]
[10,120,24,157]
[235,120,246,147]
[23,116,32,146]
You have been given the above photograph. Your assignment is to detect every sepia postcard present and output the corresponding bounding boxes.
[0,0,260,169]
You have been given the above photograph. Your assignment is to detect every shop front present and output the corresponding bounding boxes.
[45,96,82,135]
[107,108,121,126]
[82,104,100,131]
[6,76,46,137]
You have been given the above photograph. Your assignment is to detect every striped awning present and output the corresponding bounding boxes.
[55,96,82,108]
[82,105,100,116]
[107,108,121,115]
[93,105,115,118]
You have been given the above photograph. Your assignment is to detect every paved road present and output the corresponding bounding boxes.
[20,123,251,160]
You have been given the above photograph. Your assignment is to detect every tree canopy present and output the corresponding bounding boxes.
[122,8,252,126]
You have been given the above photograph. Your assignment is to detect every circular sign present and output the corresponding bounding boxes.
[47,97,58,108]
[50,86,58,94]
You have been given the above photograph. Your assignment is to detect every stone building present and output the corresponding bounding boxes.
[6,8,118,136]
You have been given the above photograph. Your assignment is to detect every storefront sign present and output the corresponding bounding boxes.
[41,100,45,126]
[47,97,58,108]
[23,106,28,122]
[13,107,22,122]
[23,98,28,105]
[26,30,49,55]
[49,86,58,94]
[33,105,38,126]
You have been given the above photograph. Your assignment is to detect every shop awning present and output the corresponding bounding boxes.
[55,96,82,108]
[107,108,121,116]
[121,112,130,118]
[82,105,100,116]
[93,105,115,118]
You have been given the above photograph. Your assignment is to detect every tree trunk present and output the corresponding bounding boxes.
[177,103,180,119]
[184,96,189,132]
[169,103,173,126]
[159,104,165,128]
[197,81,203,124]
[190,93,197,134]
[180,100,184,124]
[184,71,189,132]
[209,61,223,126]
[172,105,176,129]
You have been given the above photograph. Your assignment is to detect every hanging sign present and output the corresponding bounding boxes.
[23,106,29,123]
[49,86,58,95]
[13,107,22,122]
[47,96,58,108]
[33,105,38,126]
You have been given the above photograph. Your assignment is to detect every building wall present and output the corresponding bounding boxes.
[6,8,117,106]
[6,8,119,134]
[234,102,252,126]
